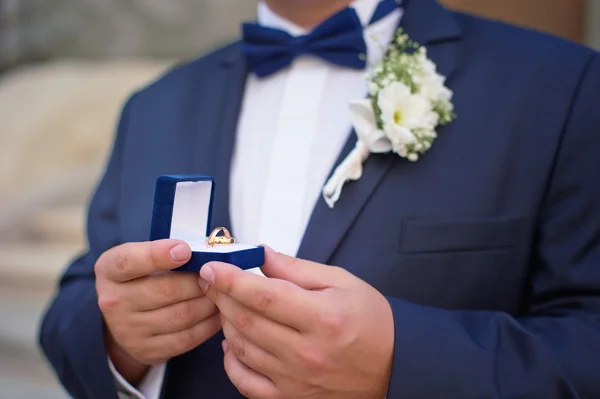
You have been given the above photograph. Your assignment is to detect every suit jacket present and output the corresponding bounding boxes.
[39,0,600,398]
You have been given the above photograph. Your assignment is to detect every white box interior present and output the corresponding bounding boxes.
[170,180,255,253]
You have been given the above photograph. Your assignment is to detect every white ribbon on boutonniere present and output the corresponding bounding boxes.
[322,29,456,208]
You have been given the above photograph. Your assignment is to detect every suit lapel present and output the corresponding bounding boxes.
[297,133,395,263]
[194,44,248,232]
[297,0,463,264]
[402,0,462,80]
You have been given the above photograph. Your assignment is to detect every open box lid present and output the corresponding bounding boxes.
[150,175,215,242]
[149,175,265,272]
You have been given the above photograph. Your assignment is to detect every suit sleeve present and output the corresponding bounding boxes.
[38,93,139,399]
[386,53,600,399]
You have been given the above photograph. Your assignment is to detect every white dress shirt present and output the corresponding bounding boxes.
[110,1,402,397]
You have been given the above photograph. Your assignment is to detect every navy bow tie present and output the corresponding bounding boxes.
[242,0,399,78]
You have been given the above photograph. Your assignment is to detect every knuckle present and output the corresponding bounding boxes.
[295,345,326,372]
[172,301,194,323]
[200,315,221,343]
[155,279,177,301]
[288,256,300,268]
[318,312,346,338]
[324,265,348,281]
[213,291,223,308]
[230,336,247,360]
[221,272,235,295]
[93,258,105,278]
[176,328,197,351]
[149,241,164,266]
[327,265,346,276]
[233,312,253,332]
[97,293,120,314]
[201,297,218,316]
[114,248,132,275]
[94,247,117,277]
[252,290,274,313]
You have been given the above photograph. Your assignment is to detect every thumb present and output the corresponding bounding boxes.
[260,246,343,290]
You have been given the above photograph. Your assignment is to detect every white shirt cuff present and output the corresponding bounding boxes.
[108,356,166,399]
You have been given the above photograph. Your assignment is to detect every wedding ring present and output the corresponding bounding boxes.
[207,227,235,247]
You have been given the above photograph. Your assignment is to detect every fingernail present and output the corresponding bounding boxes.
[170,244,189,262]
[198,277,210,292]
[200,265,215,284]
[222,339,229,353]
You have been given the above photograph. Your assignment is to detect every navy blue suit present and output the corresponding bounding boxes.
[40,0,600,398]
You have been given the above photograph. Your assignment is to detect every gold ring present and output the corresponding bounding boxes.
[207,227,235,247]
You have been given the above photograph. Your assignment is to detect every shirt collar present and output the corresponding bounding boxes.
[257,0,383,36]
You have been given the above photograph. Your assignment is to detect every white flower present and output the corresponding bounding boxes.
[396,145,408,157]
[368,82,380,96]
[377,81,437,153]
[420,73,451,103]
[396,33,408,45]
[322,29,456,208]
[348,99,393,153]
[410,49,454,105]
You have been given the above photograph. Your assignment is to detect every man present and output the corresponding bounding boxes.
[40,0,600,398]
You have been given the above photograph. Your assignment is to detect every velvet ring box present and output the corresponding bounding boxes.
[150,175,265,272]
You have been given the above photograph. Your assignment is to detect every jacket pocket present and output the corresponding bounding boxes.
[400,216,524,255]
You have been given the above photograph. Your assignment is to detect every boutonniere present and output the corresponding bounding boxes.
[322,29,456,208]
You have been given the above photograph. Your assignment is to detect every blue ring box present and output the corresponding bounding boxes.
[150,175,265,272]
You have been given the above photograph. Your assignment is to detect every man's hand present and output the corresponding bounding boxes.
[199,247,395,399]
[95,240,221,385]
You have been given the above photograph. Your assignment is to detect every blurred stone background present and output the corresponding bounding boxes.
[0,1,598,398]
[0,0,257,65]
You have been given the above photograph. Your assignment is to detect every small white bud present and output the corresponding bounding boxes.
[368,82,379,95]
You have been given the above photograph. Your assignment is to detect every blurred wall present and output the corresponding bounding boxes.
[441,0,585,43]
[587,0,600,49]
[0,0,257,70]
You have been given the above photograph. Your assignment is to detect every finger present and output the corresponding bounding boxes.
[200,262,318,331]
[97,240,191,283]
[137,296,217,336]
[126,272,204,311]
[222,318,282,378]
[260,245,348,290]
[217,294,300,358]
[144,313,221,364]
[223,341,280,399]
